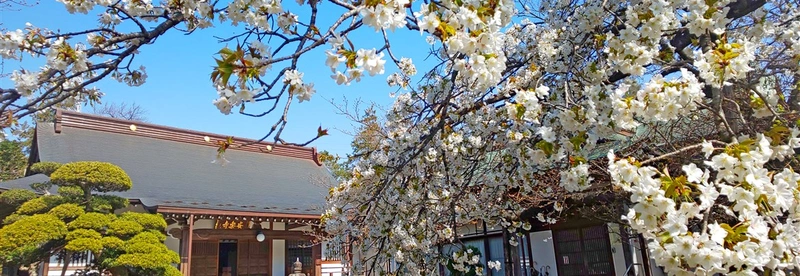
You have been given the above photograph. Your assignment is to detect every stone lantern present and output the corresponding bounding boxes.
[288,258,306,276]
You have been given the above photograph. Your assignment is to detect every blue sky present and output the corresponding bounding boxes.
[0,1,436,157]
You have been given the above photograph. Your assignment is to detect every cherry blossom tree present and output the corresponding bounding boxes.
[2,0,800,274]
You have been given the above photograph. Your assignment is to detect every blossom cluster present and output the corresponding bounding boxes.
[445,246,490,275]
[609,131,800,275]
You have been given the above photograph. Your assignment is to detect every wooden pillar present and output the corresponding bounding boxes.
[180,223,189,275]
[180,215,195,276]
[187,214,194,276]
[313,243,322,276]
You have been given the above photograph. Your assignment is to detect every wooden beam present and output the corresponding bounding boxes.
[286,223,311,230]
[157,206,321,220]
[192,229,315,241]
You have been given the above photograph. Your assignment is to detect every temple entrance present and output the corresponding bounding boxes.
[191,240,219,276]
[218,240,238,276]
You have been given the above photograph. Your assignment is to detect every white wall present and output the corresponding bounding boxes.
[607,223,629,276]
[165,223,182,255]
[272,239,286,276]
[528,230,557,276]
[320,263,345,276]
[194,219,215,230]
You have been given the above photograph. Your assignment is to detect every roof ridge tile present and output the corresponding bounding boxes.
[54,109,322,165]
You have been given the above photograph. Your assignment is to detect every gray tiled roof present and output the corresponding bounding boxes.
[32,123,334,216]
[0,174,52,192]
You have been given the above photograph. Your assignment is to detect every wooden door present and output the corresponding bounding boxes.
[552,224,615,276]
[237,240,270,276]
[286,240,314,276]
[191,240,219,276]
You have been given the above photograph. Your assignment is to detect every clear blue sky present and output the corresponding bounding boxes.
[0,1,436,157]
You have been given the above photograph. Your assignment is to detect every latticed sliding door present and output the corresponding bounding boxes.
[191,240,219,276]
[237,240,270,276]
[553,224,614,276]
[286,240,314,275]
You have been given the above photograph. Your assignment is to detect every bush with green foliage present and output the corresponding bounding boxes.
[50,161,132,192]
[107,220,144,238]
[1,214,25,225]
[0,140,28,182]
[0,189,37,223]
[14,196,63,216]
[0,189,36,207]
[56,186,83,199]
[118,212,167,231]
[65,238,104,255]
[0,214,68,264]
[89,194,129,213]
[111,232,180,276]
[29,162,62,177]
[68,212,115,231]
[0,161,178,275]
[47,204,85,221]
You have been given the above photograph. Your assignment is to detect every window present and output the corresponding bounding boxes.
[286,240,314,275]
[487,237,506,276]
[516,234,534,276]
[442,236,511,276]
[553,224,614,276]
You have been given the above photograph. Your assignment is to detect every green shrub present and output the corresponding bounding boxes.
[50,161,132,192]
[65,237,103,254]
[0,189,36,207]
[101,236,124,249]
[29,162,62,176]
[57,186,83,199]
[90,195,128,214]
[2,214,25,225]
[118,212,167,231]
[112,251,180,271]
[126,231,166,244]
[0,214,67,254]
[162,266,182,276]
[66,229,102,241]
[122,242,163,254]
[15,196,62,215]
[68,213,115,231]
[107,220,143,237]
[47,204,85,221]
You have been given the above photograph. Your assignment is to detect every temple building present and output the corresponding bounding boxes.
[0,110,345,276]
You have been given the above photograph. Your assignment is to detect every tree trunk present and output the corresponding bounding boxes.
[60,252,71,276]
[83,188,92,212]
